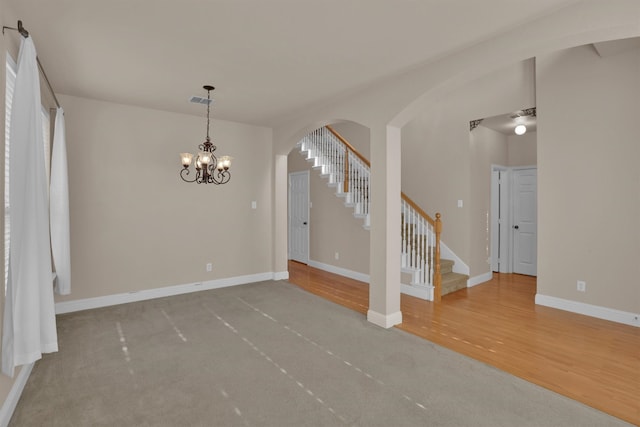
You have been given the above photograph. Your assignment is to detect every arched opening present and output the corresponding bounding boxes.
[285,121,371,282]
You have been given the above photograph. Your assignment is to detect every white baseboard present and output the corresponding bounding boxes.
[0,362,34,427]
[273,271,289,280]
[468,272,493,288]
[401,283,433,301]
[535,294,640,328]
[367,309,402,328]
[55,272,278,315]
[307,260,370,283]
[440,241,469,275]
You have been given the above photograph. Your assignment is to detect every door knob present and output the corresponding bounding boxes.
[514,225,519,229]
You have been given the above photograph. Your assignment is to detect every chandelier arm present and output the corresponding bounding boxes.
[180,167,198,183]
[213,170,231,185]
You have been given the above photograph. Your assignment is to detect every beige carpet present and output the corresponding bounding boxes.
[10,280,631,426]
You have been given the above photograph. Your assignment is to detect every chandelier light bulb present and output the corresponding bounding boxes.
[199,151,212,166]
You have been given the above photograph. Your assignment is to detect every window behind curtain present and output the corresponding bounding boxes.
[4,54,51,293]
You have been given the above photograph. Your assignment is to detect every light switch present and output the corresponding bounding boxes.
[457,200,463,208]
[251,201,257,209]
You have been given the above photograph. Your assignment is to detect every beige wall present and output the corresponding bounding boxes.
[536,45,640,313]
[54,94,273,301]
[402,59,535,277]
[508,131,537,166]
[288,122,370,276]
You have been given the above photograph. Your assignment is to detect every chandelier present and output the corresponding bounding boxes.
[179,85,232,184]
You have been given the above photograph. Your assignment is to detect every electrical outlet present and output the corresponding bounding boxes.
[335,252,339,260]
[577,280,586,292]
[206,263,212,272]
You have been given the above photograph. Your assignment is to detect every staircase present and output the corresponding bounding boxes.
[297,126,468,301]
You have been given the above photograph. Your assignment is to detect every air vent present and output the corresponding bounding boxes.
[189,96,213,105]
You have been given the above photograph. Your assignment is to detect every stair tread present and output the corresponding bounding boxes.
[441,272,468,283]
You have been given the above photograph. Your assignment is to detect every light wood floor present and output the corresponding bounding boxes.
[288,261,640,425]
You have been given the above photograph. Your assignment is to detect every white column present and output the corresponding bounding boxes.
[367,125,402,328]
[273,154,289,280]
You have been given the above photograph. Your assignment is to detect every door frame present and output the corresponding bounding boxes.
[491,165,511,273]
[288,170,310,263]
[490,165,537,274]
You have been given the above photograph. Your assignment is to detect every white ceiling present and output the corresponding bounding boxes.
[5,0,580,126]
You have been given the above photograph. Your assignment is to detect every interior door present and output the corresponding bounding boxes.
[288,171,309,264]
[512,168,537,276]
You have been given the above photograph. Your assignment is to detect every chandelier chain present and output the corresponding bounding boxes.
[206,89,211,141]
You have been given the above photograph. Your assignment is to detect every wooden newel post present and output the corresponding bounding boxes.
[434,212,442,303]
[343,153,349,194]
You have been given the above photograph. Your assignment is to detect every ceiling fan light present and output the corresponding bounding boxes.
[514,124,527,135]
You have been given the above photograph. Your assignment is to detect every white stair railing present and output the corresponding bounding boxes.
[401,198,434,287]
[346,151,370,219]
[297,126,442,301]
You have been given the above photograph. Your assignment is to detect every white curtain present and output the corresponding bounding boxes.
[2,37,58,377]
[50,107,70,295]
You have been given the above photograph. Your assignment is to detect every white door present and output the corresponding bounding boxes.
[512,168,537,276]
[288,171,309,264]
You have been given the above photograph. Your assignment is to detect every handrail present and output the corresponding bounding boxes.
[326,125,371,167]
[401,192,435,226]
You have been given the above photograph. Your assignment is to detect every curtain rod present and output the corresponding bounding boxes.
[2,20,61,109]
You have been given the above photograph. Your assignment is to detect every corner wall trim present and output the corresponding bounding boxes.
[0,362,34,427]
[535,294,640,328]
[55,272,278,315]
[307,260,370,283]
[468,272,493,288]
[273,271,289,281]
[367,310,402,329]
